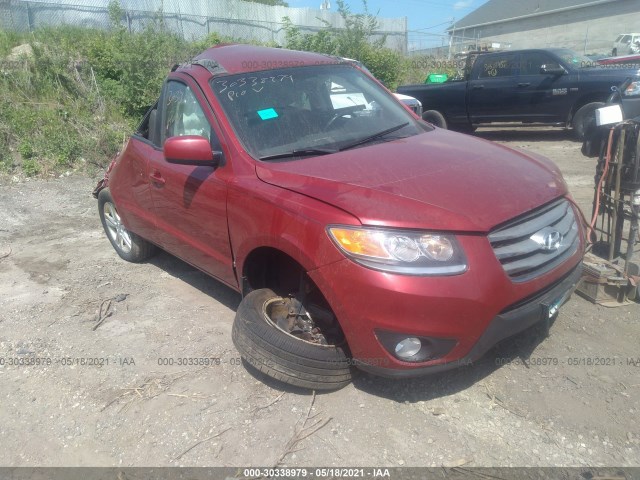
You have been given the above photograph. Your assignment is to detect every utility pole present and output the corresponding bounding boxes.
[448,17,455,59]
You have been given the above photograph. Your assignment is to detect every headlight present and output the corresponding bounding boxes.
[624,81,640,97]
[327,226,468,275]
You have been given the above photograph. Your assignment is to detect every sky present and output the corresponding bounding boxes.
[286,0,491,51]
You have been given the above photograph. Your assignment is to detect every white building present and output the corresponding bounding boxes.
[447,0,640,55]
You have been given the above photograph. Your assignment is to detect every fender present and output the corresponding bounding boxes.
[228,179,358,282]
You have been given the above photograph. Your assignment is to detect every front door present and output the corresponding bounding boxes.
[515,51,573,123]
[148,77,236,287]
[468,52,520,124]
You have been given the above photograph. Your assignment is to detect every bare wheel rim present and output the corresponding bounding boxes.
[103,201,132,254]
[262,297,338,348]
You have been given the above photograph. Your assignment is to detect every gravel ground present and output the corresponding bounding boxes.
[0,126,638,468]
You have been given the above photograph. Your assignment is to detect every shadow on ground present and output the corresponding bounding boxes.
[149,251,241,312]
[241,316,556,401]
[146,243,559,402]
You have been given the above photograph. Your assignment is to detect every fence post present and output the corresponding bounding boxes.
[26,1,34,32]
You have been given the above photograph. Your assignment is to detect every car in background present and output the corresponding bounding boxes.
[398,48,640,139]
[394,92,423,117]
[613,33,640,56]
[597,53,640,68]
[582,74,640,157]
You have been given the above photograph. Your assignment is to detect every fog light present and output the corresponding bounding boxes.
[395,337,422,359]
[376,330,458,363]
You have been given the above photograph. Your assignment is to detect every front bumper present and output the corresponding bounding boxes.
[308,233,584,378]
[357,263,582,378]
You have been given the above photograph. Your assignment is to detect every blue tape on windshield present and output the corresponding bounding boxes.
[257,108,278,120]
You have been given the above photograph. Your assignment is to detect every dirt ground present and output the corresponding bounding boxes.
[0,126,639,468]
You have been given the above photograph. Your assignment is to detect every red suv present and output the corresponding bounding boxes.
[95,44,585,390]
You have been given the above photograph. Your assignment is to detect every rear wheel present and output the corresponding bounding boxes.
[98,189,157,263]
[232,288,352,391]
[422,110,447,129]
[572,102,605,140]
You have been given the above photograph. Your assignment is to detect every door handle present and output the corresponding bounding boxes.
[518,82,531,87]
[472,84,484,89]
[149,171,165,187]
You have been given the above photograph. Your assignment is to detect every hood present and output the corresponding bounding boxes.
[255,128,567,232]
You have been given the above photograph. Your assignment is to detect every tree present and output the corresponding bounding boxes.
[282,0,403,89]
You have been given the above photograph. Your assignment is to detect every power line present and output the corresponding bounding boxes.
[410,19,453,31]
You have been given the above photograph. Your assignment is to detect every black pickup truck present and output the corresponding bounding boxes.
[398,48,640,138]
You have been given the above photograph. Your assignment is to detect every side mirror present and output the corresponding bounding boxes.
[163,136,222,168]
[540,64,566,76]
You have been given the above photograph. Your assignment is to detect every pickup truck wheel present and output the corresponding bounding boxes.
[232,288,352,391]
[572,102,605,140]
[612,48,617,56]
[422,110,447,129]
[98,189,157,263]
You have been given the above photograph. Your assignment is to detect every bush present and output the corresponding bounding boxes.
[0,149,14,173]
[283,0,404,90]
[0,0,411,178]
[22,158,40,177]
[0,28,130,176]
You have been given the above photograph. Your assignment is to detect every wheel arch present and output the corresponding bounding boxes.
[238,245,350,349]
[568,94,609,124]
[240,246,311,297]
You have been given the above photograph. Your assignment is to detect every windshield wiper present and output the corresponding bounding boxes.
[339,122,410,152]
[259,148,337,161]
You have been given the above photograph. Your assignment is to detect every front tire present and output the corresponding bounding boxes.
[232,289,352,391]
[98,189,157,263]
[572,102,605,141]
[422,110,447,129]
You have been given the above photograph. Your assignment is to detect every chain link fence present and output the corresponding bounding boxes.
[0,0,408,52]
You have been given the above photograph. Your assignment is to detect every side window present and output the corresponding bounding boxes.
[162,81,211,144]
[520,53,557,75]
[477,54,518,79]
[621,35,631,45]
[135,101,159,145]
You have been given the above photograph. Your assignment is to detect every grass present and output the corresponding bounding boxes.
[0,20,448,178]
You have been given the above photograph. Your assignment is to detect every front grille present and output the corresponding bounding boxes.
[489,199,580,283]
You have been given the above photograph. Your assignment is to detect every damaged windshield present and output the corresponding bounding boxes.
[210,64,428,160]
